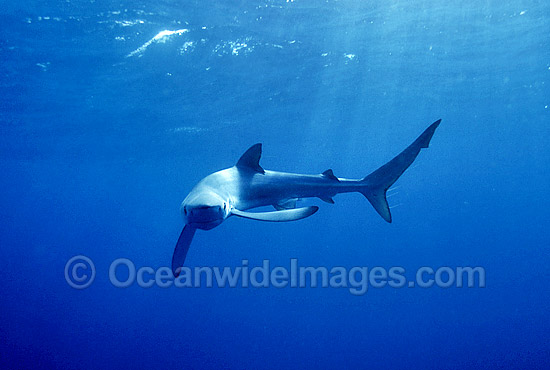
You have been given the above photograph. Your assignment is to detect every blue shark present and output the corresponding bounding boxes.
[172,120,441,276]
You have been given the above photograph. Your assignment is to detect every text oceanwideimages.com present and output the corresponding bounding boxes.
[65,256,486,295]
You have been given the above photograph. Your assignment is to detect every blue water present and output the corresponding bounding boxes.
[1,0,549,369]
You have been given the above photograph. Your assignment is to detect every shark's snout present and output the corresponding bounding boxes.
[182,203,227,230]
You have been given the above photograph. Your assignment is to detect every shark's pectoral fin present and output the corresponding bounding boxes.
[172,225,197,277]
[232,206,318,222]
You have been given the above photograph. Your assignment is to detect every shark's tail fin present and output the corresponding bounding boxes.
[360,119,441,223]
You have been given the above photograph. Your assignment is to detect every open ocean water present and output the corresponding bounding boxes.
[1,0,549,369]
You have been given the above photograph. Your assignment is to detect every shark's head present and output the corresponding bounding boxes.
[181,190,230,230]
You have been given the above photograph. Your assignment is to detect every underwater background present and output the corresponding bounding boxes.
[1,0,549,369]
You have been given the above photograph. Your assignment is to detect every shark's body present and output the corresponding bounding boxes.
[172,119,441,276]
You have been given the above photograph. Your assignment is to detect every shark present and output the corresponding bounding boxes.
[172,119,441,276]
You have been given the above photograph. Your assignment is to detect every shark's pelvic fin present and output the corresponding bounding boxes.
[172,225,197,277]
[232,206,319,222]
[274,198,298,210]
[361,119,441,223]
[319,196,335,204]
[236,143,265,174]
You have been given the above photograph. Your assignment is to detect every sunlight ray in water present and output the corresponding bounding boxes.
[126,29,189,57]
[388,185,401,192]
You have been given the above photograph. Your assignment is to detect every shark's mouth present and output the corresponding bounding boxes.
[188,219,223,230]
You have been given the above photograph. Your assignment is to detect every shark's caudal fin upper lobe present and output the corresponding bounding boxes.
[361,119,441,223]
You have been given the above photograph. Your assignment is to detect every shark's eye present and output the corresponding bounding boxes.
[184,207,187,215]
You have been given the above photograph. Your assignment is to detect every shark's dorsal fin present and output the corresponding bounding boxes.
[321,169,339,181]
[236,143,265,174]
